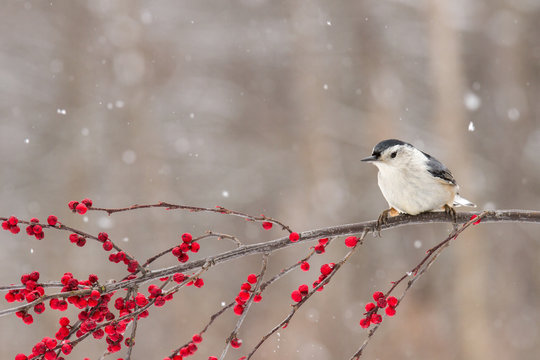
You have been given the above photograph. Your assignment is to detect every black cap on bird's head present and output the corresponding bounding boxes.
[361,139,412,162]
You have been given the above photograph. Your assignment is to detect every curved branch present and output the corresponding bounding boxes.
[125,210,540,288]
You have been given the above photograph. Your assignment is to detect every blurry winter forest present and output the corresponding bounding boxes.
[1,1,540,359]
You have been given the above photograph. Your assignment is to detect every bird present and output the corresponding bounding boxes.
[361,139,475,228]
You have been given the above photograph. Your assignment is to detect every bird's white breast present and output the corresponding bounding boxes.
[375,162,456,215]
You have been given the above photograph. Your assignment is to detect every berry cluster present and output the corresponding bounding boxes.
[171,233,200,263]
[314,238,329,254]
[313,263,334,291]
[359,291,398,328]
[17,335,72,360]
[25,218,45,240]
[5,272,43,324]
[11,270,160,358]
[291,262,335,302]
[2,216,21,234]
[233,273,262,315]
[97,232,114,251]
[107,251,139,273]
[165,333,203,359]
[68,198,93,215]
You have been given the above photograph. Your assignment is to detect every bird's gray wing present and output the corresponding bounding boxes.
[422,151,456,185]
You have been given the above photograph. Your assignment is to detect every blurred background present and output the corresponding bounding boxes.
[1,0,540,359]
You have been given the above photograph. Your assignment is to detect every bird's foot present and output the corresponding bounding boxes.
[376,207,399,236]
[444,204,458,229]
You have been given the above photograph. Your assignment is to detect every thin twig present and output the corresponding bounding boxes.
[219,253,270,360]
[245,230,368,359]
[348,212,488,359]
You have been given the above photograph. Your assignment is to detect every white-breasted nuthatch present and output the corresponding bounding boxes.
[362,139,475,226]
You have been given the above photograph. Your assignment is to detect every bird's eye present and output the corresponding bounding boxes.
[390,151,397,159]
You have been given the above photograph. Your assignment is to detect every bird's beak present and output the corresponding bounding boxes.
[361,155,378,162]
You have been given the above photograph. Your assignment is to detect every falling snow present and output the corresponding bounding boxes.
[468,121,475,132]
[464,92,481,111]
[508,108,520,121]
[122,150,137,164]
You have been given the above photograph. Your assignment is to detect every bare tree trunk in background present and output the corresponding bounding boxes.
[427,1,493,358]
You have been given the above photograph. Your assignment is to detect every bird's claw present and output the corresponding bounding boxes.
[375,208,397,236]
[444,204,458,229]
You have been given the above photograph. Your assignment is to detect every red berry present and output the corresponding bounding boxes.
[190,242,200,253]
[34,303,45,314]
[385,306,396,316]
[318,238,329,245]
[261,221,272,230]
[377,297,387,308]
[90,289,100,299]
[178,253,189,263]
[61,343,72,355]
[344,236,358,247]
[238,290,250,301]
[247,274,257,284]
[59,317,70,327]
[135,293,148,307]
[230,338,242,348]
[365,302,376,312]
[320,263,334,276]
[314,244,325,254]
[192,334,203,343]
[76,236,86,247]
[359,318,370,328]
[298,284,309,296]
[289,232,300,242]
[233,304,244,315]
[240,283,251,291]
[97,232,109,242]
[69,233,79,243]
[75,203,88,214]
[370,313,382,324]
[32,224,42,233]
[47,215,58,226]
[291,290,303,302]
[181,233,192,243]
[173,273,186,283]
[22,313,33,324]
[81,198,93,207]
[387,296,398,307]
[372,291,384,301]
[154,296,166,307]
[194,278,204,288]
[300,261,310,271]
[209,357,218,360]
[171,246,182,257]
[15,354,28,360]
[253,294,262,302]
[470,214,482,225]
[30,271,40,281]
[68,201,79,210]
[179,242,190,252]
[44,337,57,349]
[8,216,18,226]
[103,240,113,251]
[10,225,20,234]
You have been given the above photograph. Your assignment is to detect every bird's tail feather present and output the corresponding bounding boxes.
[453,194,476,207]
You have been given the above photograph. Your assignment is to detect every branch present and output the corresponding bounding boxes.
[107,210,540,293]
